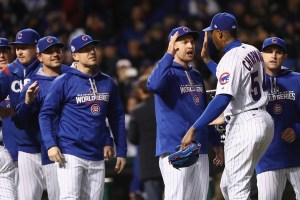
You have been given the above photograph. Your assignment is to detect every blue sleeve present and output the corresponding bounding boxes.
[14,81,38,129]
[206,60,218,77]
[106,81,127,157]
[39,79,64,150]
[104,125,114,146]
[146,53,174,94]
[193,94,232,130]
[293,124,300,139]
[207,126,221,146]
[0,67,11,102]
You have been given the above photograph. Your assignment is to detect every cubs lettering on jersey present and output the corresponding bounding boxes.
[11,79,30,93]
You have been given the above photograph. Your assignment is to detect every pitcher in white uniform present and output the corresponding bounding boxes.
[181,12,274,200]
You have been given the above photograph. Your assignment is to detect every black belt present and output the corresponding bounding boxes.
[225,108,260,121]
[0,141,3,146]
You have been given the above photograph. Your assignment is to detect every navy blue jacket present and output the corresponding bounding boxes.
[147,53,221,156]
[256,67,300,173]
[39,67,127,161]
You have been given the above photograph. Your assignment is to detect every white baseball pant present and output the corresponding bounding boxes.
[257,167,300,200]
[57,154,105,200]
[159,154,209,200]
[220,110,274,200]
[18,151,44,200]
[0,146,17,200]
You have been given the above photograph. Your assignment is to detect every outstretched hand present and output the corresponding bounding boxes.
[200,32,211,64]
[167,31,179,56]
[25,81,40,104]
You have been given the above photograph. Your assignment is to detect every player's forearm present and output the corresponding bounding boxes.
[193,94,231,130]
[146,53,173,93]
[206,60,218,77]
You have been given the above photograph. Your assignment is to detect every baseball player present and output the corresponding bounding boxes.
[0,37,17,200]
[13,36,69,200]
[39,34,127,199]
[147,26,224,200]
[255,37,300,200]
[0,28,42,200]
[181,13,274,200]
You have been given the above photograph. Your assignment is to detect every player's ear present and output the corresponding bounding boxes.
[37,54,43,62]
[72,53,79,61]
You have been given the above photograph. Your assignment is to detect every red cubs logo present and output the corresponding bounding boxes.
[91,104,100,115]
[183,27,190,32]
[273,104,282,114]
[82,35,88,41]
[47,37,53,43]
[18,33,23,39]
[219,72,230,85]
[271,37,277,44]
[193,95,200,105]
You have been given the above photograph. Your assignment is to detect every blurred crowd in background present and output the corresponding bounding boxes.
[1,0,300,101]
[1,0,300,199]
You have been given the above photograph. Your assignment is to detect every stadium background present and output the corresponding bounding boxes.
[1,0,299,199]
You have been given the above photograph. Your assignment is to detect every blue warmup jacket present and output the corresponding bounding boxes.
[15,65,113,164]
[39,67,127,161]
[0,97,18,161]
[147,53,221,157]
[0,59,40,153]
[256,67,300,174]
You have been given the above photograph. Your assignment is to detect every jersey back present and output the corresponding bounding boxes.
[216,44,267,116]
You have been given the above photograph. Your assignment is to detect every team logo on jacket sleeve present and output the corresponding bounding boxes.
[219,72,230,85]
[91,104,100,115]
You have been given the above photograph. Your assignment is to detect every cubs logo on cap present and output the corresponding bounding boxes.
[203,12,237,32]
[37,36,64,54]
[168,26,200,41]
[69,34,99,53]
[262,37,286,53]
[10,28,40,45]
[0,38,10,48]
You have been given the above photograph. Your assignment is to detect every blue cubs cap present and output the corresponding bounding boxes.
[168,26,200,41]
[203,12,237,32]
[69,34,99,53]
[37,36,64,54]
[0,38,10,48]
[10,28,40,45]
[262,37,286,53]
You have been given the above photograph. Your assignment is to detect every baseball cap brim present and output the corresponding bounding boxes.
[40,43,65,53]
[75,40,100,52]
[178,31,200,40]
[203,26,213,32]
[9,41,36,45]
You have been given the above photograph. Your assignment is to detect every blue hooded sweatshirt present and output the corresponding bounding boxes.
[256,67,300,173]
[147,53,221,156]
[39,66,127,161]
[0,58,40,154]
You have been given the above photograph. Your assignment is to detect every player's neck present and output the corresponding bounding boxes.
[265,67,281,76]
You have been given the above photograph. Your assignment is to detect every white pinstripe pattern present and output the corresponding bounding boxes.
[159,154,209,200]
[57,154,105,200]
[220,110,274,200]
[42,163,59,200]
[18,151,44,200]
[0,146,17,200]
[257,166,300,200]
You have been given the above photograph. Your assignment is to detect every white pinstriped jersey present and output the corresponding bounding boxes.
[216,44,267,117]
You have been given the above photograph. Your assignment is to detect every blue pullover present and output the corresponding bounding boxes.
[256,67,300,173]
[0,58,40,153]
[39,67,127,161]
[147,53,221,156]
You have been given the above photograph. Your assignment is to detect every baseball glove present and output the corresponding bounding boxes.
[168,141,201,169]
